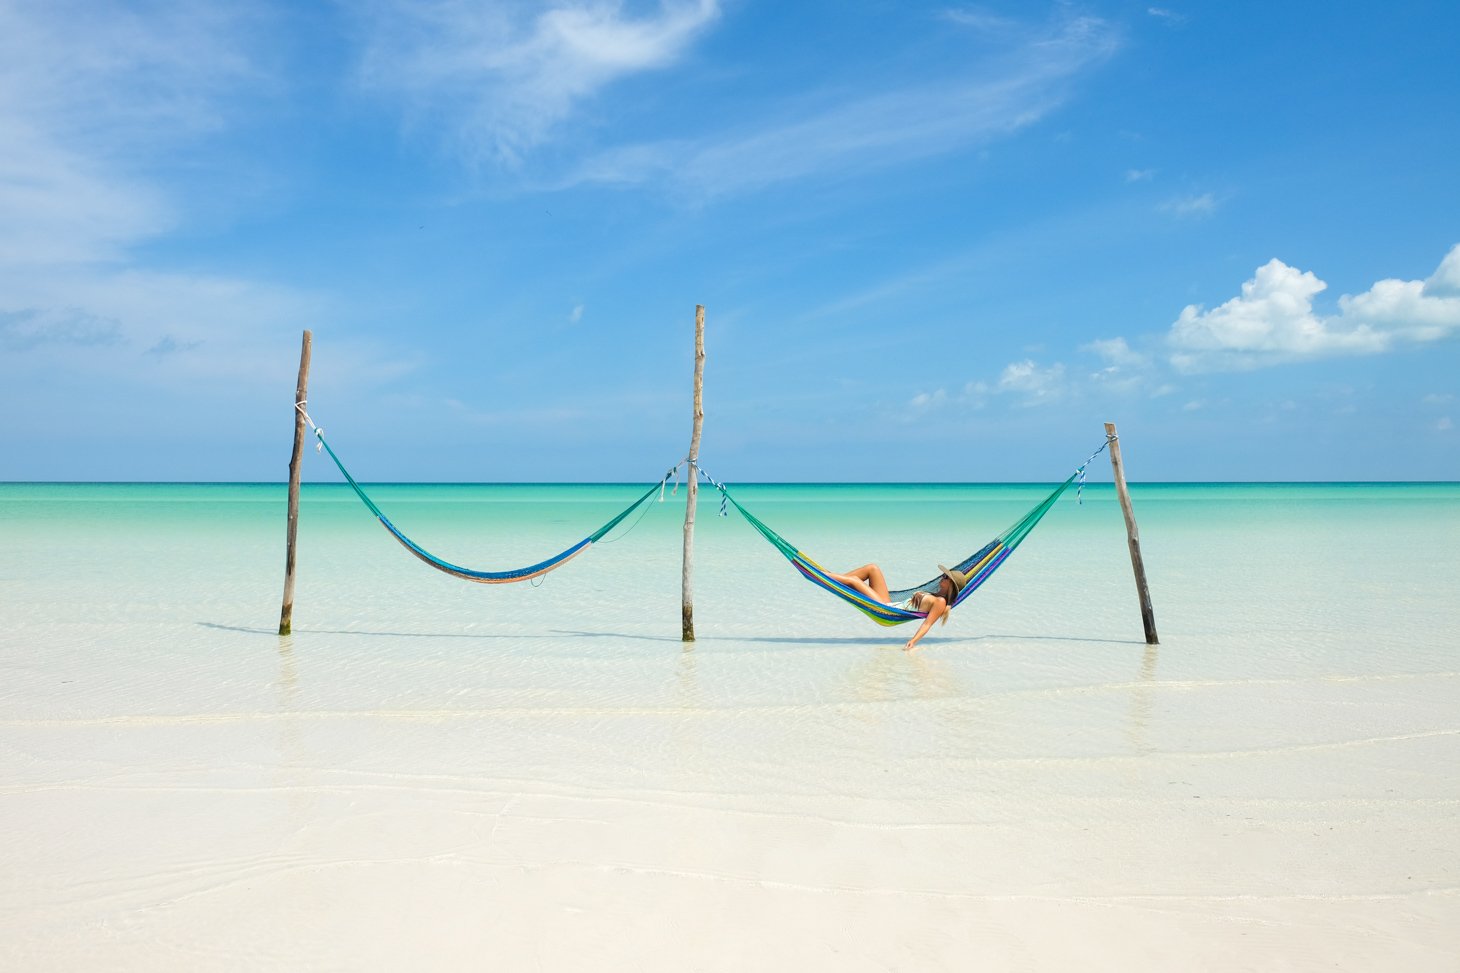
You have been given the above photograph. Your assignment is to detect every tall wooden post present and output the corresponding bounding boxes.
[279,330,312,636]
[682,305,706,642]
[1105,421,1158,644]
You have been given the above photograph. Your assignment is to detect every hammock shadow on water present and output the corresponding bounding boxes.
[196,621,687,642]
[198,622,1145,647]
[971,632,1151,647]
[689,633,1149,647]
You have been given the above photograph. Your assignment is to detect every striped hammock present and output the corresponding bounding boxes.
[711,458,1098,626]
[313,428,679,584]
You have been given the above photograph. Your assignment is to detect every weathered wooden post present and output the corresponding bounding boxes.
[1105,421,1158,644]
[682,305,706,642]
[279,330,312,636]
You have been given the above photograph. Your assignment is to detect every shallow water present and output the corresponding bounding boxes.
[2,480,1458,969]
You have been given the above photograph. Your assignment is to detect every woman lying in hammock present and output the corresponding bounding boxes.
[828,563,970,651]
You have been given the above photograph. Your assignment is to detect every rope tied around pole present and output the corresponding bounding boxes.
[690,461,730,517]
[1075,433,1116,505]
[295,401,323,450]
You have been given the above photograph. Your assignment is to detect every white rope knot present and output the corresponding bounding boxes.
[659,463,681,502]
[295,400,320,432]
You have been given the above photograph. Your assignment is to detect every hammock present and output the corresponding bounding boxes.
[705,446,1105,626]
[309,424,680,584]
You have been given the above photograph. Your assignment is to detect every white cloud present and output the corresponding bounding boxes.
[569,303,585,324]
[357,0,720,166]
[1436,417,1453,432]
[911,355,1071,414]
[1125,168,1155,182]
[1423,245,1460,297]
[970,359,1067,404]
[1084,336,1147,368]
[1338,244,1460,341]
[1079,336,1152,393]
[1169,245,1460,372]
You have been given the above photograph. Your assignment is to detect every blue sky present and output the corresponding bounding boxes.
[2,0,1457,482]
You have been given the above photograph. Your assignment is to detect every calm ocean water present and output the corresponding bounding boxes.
[4,479,1459,967]
[2,478,1457,781]
[3,479,1457,650]
[3,478,1456,710]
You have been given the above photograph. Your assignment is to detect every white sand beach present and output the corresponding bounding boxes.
[2,482,1457,970]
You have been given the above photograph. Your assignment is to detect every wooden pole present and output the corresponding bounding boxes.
[682,305,706,642]
[279,330,312,636]
[1104,421,1158,645]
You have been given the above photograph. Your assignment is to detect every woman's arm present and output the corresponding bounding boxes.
[904,597,945,651]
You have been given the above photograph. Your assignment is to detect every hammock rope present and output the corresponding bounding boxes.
[300,407,681,584]
[702,446,1105,626]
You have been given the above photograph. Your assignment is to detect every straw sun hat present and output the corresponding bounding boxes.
[937,564,969,599]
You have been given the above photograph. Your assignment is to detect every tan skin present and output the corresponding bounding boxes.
[828,564,957,652]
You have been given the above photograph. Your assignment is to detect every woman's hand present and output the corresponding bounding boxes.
[903,596,945,651]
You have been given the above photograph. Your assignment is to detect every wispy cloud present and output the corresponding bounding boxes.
[0,2,271,265]
[1084,336,1148,368]
[1160,192,1217,218]
[144,335,205,359]
[0,3,420,405]
[911,357,1070,413]
[560,13,1120,199]
[351,7,1119,202]
[1168,244,1460,371]
[1,268,328,383]
[356,0,721,166]
[1081,336,1154,393]
[939,8,1022,33]
[0,307,123,352]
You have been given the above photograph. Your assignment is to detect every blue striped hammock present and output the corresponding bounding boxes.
[313,428,678,584]
[710,455,1100,626]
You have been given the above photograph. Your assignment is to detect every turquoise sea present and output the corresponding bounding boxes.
[3,479,1456,673]
[2,479,1458,968]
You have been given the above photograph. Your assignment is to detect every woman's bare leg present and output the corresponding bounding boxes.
[829,563,891,602]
